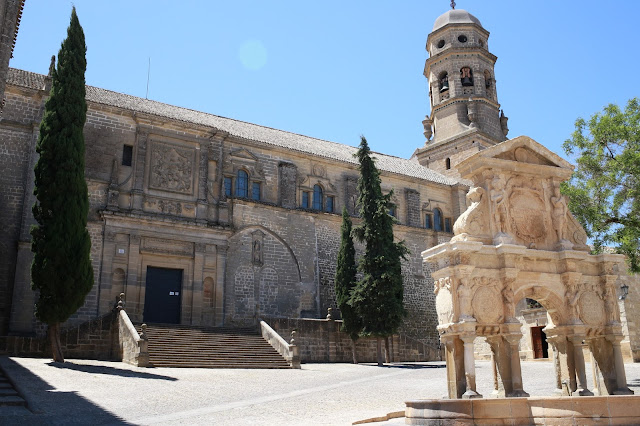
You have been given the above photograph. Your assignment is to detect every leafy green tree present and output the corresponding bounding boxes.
[335,207,361,363]
[561,98,640,273]
[31,7,93,362]
[351,136,408,365]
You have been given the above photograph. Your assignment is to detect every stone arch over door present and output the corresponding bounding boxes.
[424,136,633,399]
[225,226,304,324]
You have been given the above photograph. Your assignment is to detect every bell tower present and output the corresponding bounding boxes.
[412,6,509,178]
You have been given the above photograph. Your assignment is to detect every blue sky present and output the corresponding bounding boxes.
[11,1,639,162]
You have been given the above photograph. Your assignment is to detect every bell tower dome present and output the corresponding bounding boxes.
[412,7,509,178]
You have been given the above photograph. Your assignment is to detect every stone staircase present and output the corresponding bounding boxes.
[0,368,27,407]
[138,324,292,369]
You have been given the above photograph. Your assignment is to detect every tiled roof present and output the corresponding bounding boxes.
[7,68,456,186]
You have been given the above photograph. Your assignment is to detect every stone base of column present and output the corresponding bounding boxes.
[462,390,482,399]
[507,389,530,397]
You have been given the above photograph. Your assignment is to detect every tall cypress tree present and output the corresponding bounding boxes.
[351,136,408,365]
[335,207,361,363]
[31,7,93,363]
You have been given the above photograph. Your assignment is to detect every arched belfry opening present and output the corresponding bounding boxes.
[424,135,634,399]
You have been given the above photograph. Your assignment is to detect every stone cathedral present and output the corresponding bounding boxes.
[1,7,639,362]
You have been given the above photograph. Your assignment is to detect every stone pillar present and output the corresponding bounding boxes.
[569,335,593,396]
[98,230,117,314]
[504,334,529,397]
[191,243,206,326]
[486,334,511,397]
[460,334,482,398]
[214,246,227,326]
[552,341,563,395]
[442,335,466,399]
[126,234,143,321]
[607,335,634,395]
[131,130,148,212]
[196,144,208,223]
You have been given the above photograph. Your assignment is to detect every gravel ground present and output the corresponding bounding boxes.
[2,357,640,425]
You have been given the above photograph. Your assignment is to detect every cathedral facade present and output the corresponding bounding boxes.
[1,7,639,361]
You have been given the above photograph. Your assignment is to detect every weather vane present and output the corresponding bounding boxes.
[451,1,456,9]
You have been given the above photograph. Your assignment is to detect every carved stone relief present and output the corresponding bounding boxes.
[311,163,326,178]
[452,186,489,241]
[508,188,547,243]
[149,142,195,194]
[472,279,503,324]
[435,277,454,325]
[141,238,194,257]
[457,278,475,321]
[578,291,606,326]
[252,230,265,266]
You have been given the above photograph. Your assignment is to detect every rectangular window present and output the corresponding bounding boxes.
[224,177,232,197]
[325,196,334,213]
[425,214,432,229]
[301,191,309,208]
[122,145,133,167]
[444,217,452,233]
[252,182,261,201]
[388,206,396,217]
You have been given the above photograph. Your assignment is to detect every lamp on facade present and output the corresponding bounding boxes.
[619,282,629,300]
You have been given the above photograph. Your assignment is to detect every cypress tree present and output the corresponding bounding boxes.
[335,207,361,363]
[31,7,93,363]
[351,136,408,365]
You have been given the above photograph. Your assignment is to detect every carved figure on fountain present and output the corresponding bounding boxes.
[452,186,491,243]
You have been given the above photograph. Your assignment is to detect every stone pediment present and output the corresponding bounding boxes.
[457,136,573,181]
[229,148,258,161]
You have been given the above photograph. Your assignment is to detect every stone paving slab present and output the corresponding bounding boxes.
[2,356,640,425]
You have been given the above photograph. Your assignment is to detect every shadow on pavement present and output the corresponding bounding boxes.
[362,363,446,369]
[46,361,178,381]
[1,357,132,425]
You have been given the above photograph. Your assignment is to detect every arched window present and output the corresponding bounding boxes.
[484,70,492,88]
[460,67,473,87]
[312,184,323,210]
[438,71,449,92]
[236,170,248,198]
[445,158,451,170]
[434,208,443,232]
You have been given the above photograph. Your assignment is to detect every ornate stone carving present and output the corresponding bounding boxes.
[311,163,327,178]
[550,185,572,248]
[149,142,194,194]
[603,280,621,324]
[252,230,265,266]
[578,291,606,326]
[457,278,475,321]
[141,238,194,257]
[508,184,547,243]
[502,280,516,322]
[472,281,502,324]
[435,277,454,325]
[490,174,509,239]
[563,273,582,323]
[452,187,488,241]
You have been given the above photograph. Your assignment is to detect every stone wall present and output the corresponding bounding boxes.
[264,316,441,363]
[0,311,118,360]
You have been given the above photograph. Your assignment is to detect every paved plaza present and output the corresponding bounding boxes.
[2,357,640,425]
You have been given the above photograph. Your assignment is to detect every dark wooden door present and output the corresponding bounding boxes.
[531,326,548,359]
[143,267,182,324]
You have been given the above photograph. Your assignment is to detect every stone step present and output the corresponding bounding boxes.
[0,396,27,407]
[137,324,291,369]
